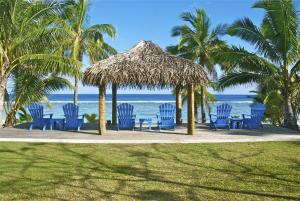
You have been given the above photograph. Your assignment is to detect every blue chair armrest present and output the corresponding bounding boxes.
[131,115,136,123]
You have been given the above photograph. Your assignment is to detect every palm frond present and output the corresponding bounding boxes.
[218,72,265,90]
[85,24,116,38]
[253,0,298,57]
[214,45,278,74]
[228,17,279,62]
[12,54,81,76]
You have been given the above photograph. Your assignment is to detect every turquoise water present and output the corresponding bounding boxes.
[41,94,255,123]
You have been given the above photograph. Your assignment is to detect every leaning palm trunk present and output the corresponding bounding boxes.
[200,86,206,123]
[72,38,81,106]
[74,76,79,105]
[4,107,18,127]
[283,92,299,130]
[0,77,8,126]
[4,96,21,127]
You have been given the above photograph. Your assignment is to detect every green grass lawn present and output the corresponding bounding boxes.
[0,142,299,201]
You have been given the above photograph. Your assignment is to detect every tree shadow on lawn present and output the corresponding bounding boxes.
[0,143,299,200]
[170,145,300,185]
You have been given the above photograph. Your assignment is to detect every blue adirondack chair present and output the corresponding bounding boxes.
[209,103,232,130]
[117,103,136,130]
[243,103,266,129]
[157,103,176,130]
[28,103,53,131]
[63,103,84,131]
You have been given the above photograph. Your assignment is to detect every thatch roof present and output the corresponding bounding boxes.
[83,40,209,87]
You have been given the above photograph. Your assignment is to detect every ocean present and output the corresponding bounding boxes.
[43,94,255,123]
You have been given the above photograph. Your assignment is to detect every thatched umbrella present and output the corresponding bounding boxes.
[83,40,209,135]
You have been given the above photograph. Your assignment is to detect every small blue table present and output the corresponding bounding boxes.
[51,118,65,130]
[230,118,243,129]
[139,118,152,131]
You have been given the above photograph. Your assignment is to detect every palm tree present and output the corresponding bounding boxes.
[216,0,300,130]
[0,0,79,125]
[167,45,216,123]
[60,0,116,105]
[171,9,227,123]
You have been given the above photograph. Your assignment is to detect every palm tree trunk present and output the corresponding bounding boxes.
[194,102,198,123]
[4,93,22,127]
[283,92,299,130]
[72,38,81,106]
[187,83,195,135]
[99,84,106,135]
[0,77,8,126]
[4,104,19,127]
[4,89,11,115]
[74,76,78,105]
[112,84,117,126]
[200,86,206,123]
[175,85,182,125]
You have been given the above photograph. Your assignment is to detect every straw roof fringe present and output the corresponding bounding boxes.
[83,40,209,87]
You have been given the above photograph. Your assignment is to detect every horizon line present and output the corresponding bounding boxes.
[46,93,255,95]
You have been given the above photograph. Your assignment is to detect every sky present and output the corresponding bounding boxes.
[61,0,299,95]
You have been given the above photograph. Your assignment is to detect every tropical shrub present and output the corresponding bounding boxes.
[16,107,32,124]
[84,113,98,123]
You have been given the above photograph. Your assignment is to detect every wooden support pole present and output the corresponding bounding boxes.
[99,84,106,135]
[112,84,117,126]
[187,83,195,135]
[175,85,182,125]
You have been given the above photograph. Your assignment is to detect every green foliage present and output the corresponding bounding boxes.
[60,1,117,68]
[4,71,73,126]
[252,90,284,126]
[0,0,81,125]
[84,113,98,123]
[170,9,227,78]
[12,71,74,107]
[0,0,81,77]
[263,91,284,126]
[0,0,117,126]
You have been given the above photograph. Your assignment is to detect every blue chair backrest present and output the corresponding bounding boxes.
[117,103,134,119]
[251,103,265,122]
[216,103,232,119]
[159,103,175,118]
[28,103,44,120]
[63,103,79,119]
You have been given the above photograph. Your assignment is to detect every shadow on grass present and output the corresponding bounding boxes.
[136,190,180,200]
[0,142,299,200]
